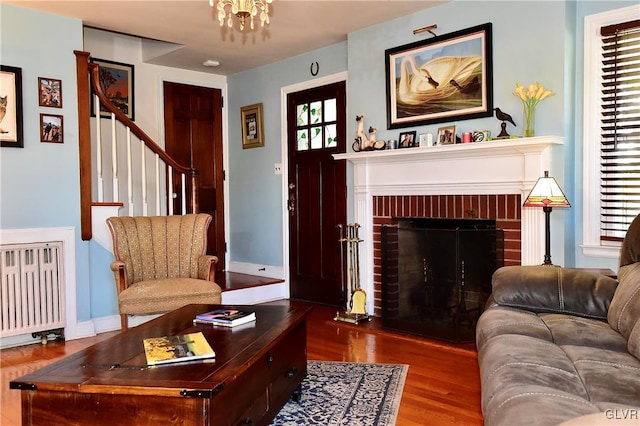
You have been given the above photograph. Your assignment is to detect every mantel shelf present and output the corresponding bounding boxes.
[333,135,564,164]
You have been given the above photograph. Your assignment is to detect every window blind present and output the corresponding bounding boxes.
[600,19,640,241]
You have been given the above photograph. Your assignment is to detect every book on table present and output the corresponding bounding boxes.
[143,332,216,366]
[194,309,256,327]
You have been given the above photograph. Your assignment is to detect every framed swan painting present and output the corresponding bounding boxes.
[385,23,493,129]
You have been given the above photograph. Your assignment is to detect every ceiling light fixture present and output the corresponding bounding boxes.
[209,0,272,31]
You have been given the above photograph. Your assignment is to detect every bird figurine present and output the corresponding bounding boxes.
[494,107,516,138]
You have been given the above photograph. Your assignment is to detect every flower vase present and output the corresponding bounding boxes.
[523,104,536,137]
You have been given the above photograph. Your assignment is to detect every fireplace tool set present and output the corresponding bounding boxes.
[335,223,371,324]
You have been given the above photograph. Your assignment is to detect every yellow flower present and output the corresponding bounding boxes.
[513,82,555,109]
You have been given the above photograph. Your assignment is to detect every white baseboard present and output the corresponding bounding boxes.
[221,282,288,305]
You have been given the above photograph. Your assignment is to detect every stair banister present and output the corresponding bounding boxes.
[74,50,200,241]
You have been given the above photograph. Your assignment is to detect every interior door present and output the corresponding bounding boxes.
[163,81,225,269]
[287,81,347,306]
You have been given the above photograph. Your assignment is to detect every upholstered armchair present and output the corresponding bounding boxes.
[106,214,222,330]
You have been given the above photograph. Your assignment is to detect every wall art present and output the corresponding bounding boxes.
[40,113,63,143]
[38,77,62,108]
[0,65,24,148]
[241,103,264,149]
[386,23,493,129]
[90,58,135,120]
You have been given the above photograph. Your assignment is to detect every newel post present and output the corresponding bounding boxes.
[75,50,93,241]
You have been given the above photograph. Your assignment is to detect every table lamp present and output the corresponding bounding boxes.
[523,171,571,266]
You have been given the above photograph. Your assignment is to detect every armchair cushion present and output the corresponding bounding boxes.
[118,277,221,315]
[491,265,618,320]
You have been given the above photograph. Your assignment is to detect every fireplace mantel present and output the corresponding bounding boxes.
[333,135,564,314]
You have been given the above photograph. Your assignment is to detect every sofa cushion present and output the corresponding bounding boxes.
[562,345,640,408]
[483,384,599,426]
[608,262,640,359]
[540,314,629,352]
[476,306,552,352]
[119,277,222,315]
[492,266,617,320]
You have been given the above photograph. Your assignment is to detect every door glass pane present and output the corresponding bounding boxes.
[325,124,337,148]
[310,101,322,124]
[297,104,308,126]
[324,98,337,122]
[310,126,322,149]
[297,129,309,150]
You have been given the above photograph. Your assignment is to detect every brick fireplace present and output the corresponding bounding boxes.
[334,136,564,316]
[372,194,520,316]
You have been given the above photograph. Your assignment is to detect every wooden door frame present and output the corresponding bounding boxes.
[157,76,230,268]
[279,72,349,299]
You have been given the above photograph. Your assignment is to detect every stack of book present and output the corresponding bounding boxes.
[193,309,256,327]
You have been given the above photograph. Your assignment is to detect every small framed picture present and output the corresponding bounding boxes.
[241,102,265,149]
[398,130,417,148]
[38,77,62,108]
[418,133,433,147]
[90,58,134,120]
[437,125,456,145]
[40,113,63,143]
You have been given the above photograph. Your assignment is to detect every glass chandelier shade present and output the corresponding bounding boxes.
[209,0,272,31]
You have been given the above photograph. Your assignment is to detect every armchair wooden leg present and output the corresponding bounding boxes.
[120,314,129,331]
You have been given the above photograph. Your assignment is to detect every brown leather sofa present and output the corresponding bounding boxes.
[476,215,640,425]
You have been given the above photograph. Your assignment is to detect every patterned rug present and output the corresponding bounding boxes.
[270,361,409,426]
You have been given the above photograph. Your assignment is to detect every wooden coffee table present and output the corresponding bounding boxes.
[11,304,310,426]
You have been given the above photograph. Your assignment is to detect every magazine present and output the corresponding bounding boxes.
[143,332,216,366]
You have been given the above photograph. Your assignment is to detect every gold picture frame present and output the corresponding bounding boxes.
[241,103,264,149]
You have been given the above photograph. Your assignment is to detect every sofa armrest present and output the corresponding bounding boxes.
[198,255,219,282]
[492,265,618,320]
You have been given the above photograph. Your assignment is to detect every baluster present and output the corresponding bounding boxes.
[168,166,174,216]
[95,94,103,202]
[155,153,160,215]
[141,140,148,216]
[126,129,133,215]
[111,113,118,202]
[181,174,187,215]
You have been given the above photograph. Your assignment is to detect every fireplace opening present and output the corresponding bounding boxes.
[381,218,504,343]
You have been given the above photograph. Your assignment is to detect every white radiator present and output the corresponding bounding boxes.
[0,242,65,339]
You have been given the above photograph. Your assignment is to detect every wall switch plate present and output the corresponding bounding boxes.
[274,163,283,175]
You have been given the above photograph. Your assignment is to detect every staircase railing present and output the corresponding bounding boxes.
[74,50,199,240]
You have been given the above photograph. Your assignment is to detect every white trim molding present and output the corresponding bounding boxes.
[582,4,640,259]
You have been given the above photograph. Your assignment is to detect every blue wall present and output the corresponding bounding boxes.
[225,0,637,272]
[227,43,348,266]
[0,5,93,321]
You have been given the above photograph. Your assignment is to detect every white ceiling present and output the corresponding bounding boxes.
[4,0,445,75]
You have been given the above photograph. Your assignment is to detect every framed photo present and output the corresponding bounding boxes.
[40,113,63,143]
[0,65,24,148]
[90,58,134,120]
[437,125,456,145]
[398,130,417,148]
[241,103,264,149]
[385,23,493,129]
[38,77,62,108]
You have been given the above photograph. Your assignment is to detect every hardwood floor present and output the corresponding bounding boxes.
[0,302,483,425]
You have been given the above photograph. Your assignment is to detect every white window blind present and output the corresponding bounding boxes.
[599,19,640,242]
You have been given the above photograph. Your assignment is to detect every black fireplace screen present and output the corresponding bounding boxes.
[381,218,504,343]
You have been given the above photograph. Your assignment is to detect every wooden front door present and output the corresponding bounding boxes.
[163,82,225,269]
[287,81,347,306]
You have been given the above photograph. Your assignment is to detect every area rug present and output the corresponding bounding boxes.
[270,361,409,426]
